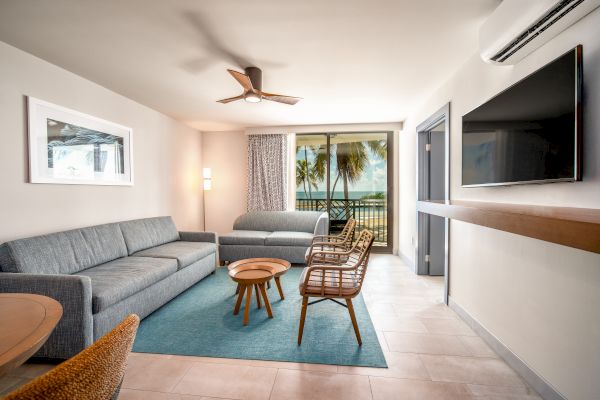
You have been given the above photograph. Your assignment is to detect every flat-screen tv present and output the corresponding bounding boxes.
[462,46,582,187]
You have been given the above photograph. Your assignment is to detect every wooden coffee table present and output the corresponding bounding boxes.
[229,264,275,326]
[228,258,291,300]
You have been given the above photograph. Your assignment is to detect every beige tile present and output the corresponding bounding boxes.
[173,362,277,400]
[384,332,471,356]
[364,302,397,315]
[376,330,389,352]
[123,356,195,392]
[6,362,55,379]
[420,355,525,387]
[371,314,428,333]
[394,303,458,319]
[118,389,225,399]
[269,369,372,400]
[370,376,473,400]
[368,293,441,306]
[459,336,499,358]
[165,354,337,373]
[421,318,477,336]
[0,375,31,396]
[467,384,540,399]
[338,352,430,380]
[471,395,541,400]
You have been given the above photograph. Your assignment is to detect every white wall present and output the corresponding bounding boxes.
[399,9,600,400]
[0,41,204,243]
[201,131,248,235]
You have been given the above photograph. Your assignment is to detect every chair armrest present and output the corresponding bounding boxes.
[179,231,218,243]
[307,248,351,266]
[311,235,343,244]
[0,273,93,359]
[310,242,347,249]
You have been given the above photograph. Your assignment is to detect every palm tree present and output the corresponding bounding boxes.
[295,151,322,200]
[310,139,386,199]
[296,159,310,199]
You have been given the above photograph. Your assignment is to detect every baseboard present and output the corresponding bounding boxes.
[448,297,566,400]
[398,251,415,271]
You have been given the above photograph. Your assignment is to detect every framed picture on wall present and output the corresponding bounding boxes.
[27,97,134,185]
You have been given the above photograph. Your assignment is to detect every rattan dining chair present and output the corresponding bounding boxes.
[5,314,140,400]
[298,229,375,346]
[304,218,357,264]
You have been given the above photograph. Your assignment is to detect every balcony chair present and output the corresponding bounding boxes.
[5,314,140,400]
[305,217,357,264]
[298,229,375,346]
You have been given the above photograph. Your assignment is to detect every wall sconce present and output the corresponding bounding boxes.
[202,167,211,231]
[203,168,212,191]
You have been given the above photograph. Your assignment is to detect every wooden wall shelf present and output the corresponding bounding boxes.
[417,200,600,254]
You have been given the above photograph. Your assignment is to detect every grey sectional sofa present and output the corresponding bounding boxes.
[0,216,217,359]
[219,211,329,264]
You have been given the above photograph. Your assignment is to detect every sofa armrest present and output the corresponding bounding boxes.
[0,273,93,359]
[179,231,218,243]
[313,213,330,237]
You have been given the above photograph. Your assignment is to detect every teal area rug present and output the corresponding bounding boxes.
[133,267,387,368]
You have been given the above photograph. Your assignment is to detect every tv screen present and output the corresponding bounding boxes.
[462,46,582,187]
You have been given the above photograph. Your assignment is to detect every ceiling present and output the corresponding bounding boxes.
[0,0,500,131]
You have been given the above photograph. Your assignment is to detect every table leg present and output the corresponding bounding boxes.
[235,283,240,295]
[243,285,252,326]
[255,284,262,309]
[234,284,245,315]
[275,276,285,300]
[259,283,273,318]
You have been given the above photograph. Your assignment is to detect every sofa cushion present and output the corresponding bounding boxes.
[133,241,217,269]
[219,231,271,246]
[233,211,328,234]
[0,223,127,274]
[265,231,314,247]
[119,216,180,255]
[74,256,177,313]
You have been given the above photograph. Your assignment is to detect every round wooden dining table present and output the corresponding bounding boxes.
[0,293,63,376]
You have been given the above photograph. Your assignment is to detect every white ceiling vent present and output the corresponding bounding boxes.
[480,0,600,65]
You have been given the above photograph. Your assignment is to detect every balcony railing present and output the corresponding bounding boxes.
[296,198,387,245]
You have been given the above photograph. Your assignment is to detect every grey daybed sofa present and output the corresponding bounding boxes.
[0,216,217,359]
[219,211,329,264]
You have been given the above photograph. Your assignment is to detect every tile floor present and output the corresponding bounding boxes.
[0,255,541,400]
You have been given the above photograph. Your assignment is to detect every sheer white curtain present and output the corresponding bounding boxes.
[246,134,289,211]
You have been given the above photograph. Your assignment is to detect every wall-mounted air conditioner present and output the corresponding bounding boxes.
[480,0,600,65]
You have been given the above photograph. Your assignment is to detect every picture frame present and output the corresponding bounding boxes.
[27,97,134,186]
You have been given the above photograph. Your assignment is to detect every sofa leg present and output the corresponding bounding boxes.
[219,260,225,266]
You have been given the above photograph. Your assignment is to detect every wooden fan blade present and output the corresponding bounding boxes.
[260,92,302,105]
[217,94,244,104]
[227,69,254,91]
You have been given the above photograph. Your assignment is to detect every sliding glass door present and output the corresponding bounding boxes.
[295,132,393,251]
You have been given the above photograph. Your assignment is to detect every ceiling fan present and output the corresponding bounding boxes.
[217,67,301,105]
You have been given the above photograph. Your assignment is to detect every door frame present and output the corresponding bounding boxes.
[416,103,451,304]
[294,131,394,252]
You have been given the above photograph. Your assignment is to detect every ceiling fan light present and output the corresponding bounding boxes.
[244,92,261,103]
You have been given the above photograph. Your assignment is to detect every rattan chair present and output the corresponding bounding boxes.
[298,229,375,346]
[5,314,140,400]
[305,218,357,264]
